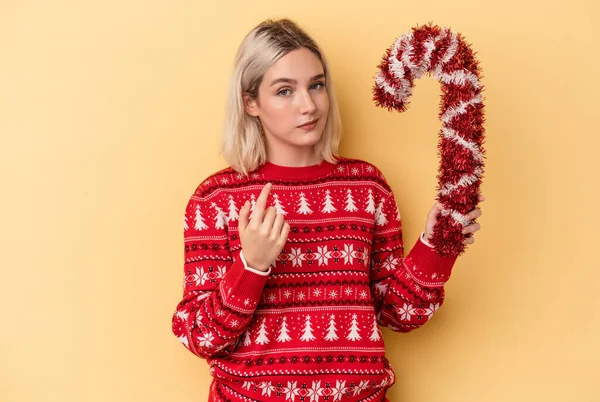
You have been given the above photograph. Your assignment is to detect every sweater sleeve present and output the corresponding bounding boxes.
[171,189,269,359]
[369,187,459,333]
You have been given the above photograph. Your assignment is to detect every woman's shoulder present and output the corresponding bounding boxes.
[335,156,389,182]
[189,165,240,200]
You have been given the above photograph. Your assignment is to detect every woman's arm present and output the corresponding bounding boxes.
[172,182,289,359]
[171,191,268,359]
[369,189,458,333]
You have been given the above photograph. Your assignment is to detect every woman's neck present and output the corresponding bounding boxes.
[266,146,321,167]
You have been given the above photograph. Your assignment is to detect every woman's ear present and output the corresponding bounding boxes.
[243,93,259,117]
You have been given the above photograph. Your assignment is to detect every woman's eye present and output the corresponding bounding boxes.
[277,88,292,96]
[311,81,325,90]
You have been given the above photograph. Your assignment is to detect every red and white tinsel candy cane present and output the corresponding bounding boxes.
[373,23,486,257]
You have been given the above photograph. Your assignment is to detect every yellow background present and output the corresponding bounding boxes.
[1,1,599,401]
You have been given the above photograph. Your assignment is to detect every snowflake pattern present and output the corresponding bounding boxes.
[353,380,370,396]
[397,303,417,321]
[278,243,369,268]
[289,247,304,267]
[189,265,226,287]
[197,331,214,348]
[259,382,275,397]
[381,254,400,271]
[240,379,375,401]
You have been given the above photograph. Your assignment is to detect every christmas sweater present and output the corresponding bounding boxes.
[172,157,458,402]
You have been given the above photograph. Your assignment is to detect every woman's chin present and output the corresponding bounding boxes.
[295,136,321,148]
[296,130,323,144]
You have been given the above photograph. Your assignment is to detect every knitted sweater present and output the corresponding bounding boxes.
[172,156,458,402]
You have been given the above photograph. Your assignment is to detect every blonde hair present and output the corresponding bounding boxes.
[220,18,342,176]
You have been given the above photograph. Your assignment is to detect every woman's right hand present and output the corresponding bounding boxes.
[238,182,290,272]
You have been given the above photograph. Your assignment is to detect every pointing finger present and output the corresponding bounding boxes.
[238,200,250,232]
[251,182,272,224]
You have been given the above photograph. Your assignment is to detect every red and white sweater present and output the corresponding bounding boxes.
[172,157,458,401]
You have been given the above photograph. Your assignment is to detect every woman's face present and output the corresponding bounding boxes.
[244,47,329,157]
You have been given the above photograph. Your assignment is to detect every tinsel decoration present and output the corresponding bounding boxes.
[373,23,486,257]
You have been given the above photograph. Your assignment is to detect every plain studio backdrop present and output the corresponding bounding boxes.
[1,1,598,401]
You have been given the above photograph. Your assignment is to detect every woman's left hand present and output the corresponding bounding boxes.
[423,194,485,245]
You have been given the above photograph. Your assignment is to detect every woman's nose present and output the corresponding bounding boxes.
[298,91,316,114]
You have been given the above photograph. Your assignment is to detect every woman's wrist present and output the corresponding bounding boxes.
[240,250,270,273]
[421,231,434,248]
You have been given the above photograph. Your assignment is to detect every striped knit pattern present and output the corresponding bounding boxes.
[172,157,458,401]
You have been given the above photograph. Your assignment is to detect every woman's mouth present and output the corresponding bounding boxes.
[298,119,318,131]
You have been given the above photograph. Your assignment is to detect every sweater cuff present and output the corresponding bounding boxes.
[219,255,269,312]
[403,235,458,287]
[240,250,271,276]
[420,231,434,248]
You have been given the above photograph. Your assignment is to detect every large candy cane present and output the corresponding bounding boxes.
[373,24,486,257]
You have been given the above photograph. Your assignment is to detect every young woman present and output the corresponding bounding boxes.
[172,18,483,401]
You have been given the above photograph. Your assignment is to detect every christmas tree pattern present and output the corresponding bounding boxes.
[321,189,337,213]
[184,215,189,231]
[344,189,358,212]
[243,330,252,346]
[370,315,382,341]
[227,194,239,222]
[249,194,256,218]
[374,200,388,225]
[296,192,313,214]
[276,317,292,342]
[324,314,339,341]
[272,193,287,215]
[255,318,270,345]
[365,189,376,213]
[394,202,401,221]
[346,314,362,341]
[211,202,228,229]
[194,204,208,230]
[299,315,316,342]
